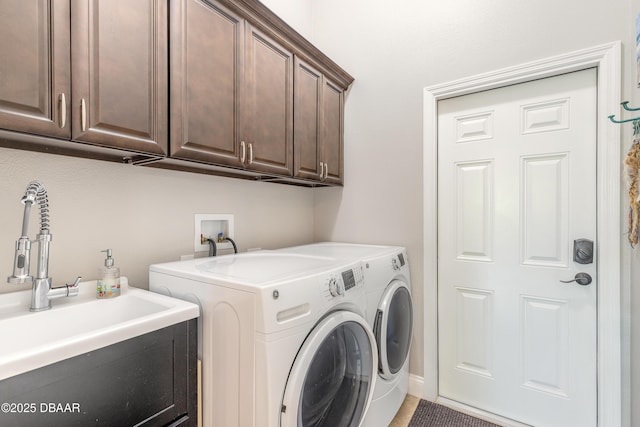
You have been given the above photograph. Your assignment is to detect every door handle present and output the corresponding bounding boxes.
[560,272,592,286]
[59,93,66,128]
[80,98,87,131]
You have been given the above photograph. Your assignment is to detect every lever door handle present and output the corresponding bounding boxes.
[560,272,592,286]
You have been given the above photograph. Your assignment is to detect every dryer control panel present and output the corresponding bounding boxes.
[322,264,364,300]
[392,252,407,271]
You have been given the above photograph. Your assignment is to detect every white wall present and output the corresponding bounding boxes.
[0,147,315,292]
[305,0,638,424]
[259,0,314,40]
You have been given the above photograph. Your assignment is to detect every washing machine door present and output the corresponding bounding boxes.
[281,311,377,427]
[373,280,413,380]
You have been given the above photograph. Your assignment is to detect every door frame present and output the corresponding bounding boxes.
[422,42,623,426]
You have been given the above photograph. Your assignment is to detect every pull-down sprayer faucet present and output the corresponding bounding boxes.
[7,181,81,311]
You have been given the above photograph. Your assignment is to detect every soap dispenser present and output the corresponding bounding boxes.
[97,249,120,299]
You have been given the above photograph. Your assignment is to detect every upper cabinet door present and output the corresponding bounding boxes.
[169,0,245,168]
[71,0,168,156]
[293,57,323,181]
[322,78,344,185]
[244,24,293,175]
[0,0,71,139]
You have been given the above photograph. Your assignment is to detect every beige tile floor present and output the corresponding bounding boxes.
[389,394,420,427]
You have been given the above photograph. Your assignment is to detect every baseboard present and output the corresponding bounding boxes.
[407,373,425,399]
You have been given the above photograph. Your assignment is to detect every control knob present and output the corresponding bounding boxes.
[328,277,344,297]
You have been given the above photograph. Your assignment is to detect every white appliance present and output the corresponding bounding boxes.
[271,243,413,427]
[149,252,378,427]
[360,247,412,427]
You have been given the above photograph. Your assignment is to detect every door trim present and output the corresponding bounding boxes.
[422,42,623,426]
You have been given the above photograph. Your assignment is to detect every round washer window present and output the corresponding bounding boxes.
[280,311,377,427]
[299,321,374,427]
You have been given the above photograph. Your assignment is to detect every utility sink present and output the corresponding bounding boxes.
[0,278,200,381]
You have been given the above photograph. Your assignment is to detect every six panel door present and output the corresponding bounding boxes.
[437,69,597,427]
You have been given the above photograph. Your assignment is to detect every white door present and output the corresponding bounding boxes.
[437,69,597,427]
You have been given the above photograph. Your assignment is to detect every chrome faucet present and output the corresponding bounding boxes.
[7,181,81,311]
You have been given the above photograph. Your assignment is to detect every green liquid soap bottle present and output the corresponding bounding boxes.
[97,249,120,299]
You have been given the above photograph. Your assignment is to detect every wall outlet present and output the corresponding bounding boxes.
[194,214,234,252]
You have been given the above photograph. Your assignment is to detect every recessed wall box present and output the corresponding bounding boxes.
[194,214,234,252]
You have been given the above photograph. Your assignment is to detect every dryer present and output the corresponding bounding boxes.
[360,247,412,427]
[149,251,377,427]
[271,243,413,427]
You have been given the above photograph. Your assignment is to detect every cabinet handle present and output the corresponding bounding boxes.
[240,141,246,163]
[59,93,66,128]
[248,143,253,165]
[80,98,87,132]
[320,162,324,179]
[324,162,329,179]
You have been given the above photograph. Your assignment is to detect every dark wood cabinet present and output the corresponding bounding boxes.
[0,319,197,427]
[321,77,345,185]
[169,0,245,168]
[0,0,352,186]
[294,58,344,184]
[0,0,167,160]
[294,58,323,181]
[244,23,293,175]
[169,0,293,176]
[0,0,71,139]
[71,0,168,156]
[164,0,348,185]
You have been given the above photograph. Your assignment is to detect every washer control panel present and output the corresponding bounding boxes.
[322,264,364,300]
[327,276,344,297]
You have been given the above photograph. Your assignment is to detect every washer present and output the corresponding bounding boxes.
[149,251,378,427]
[271,243,413,427]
